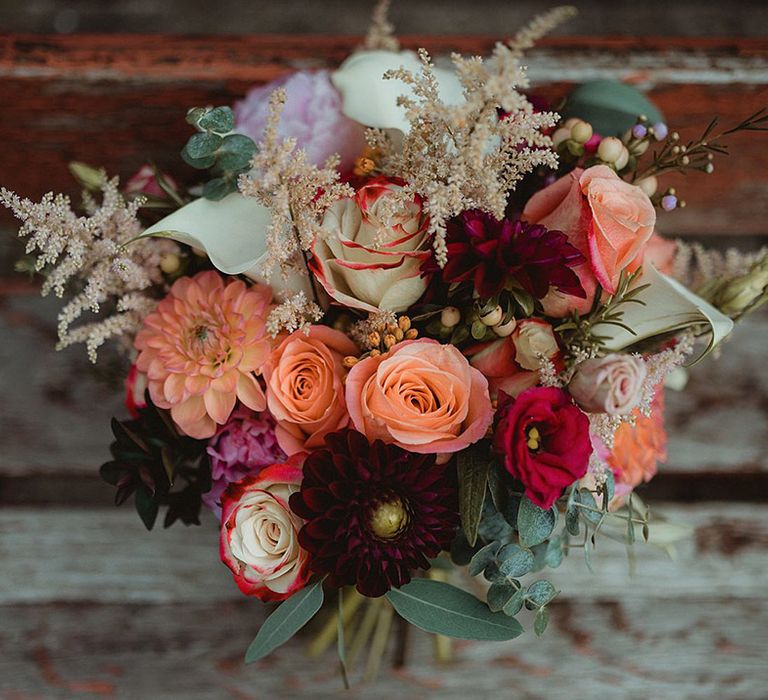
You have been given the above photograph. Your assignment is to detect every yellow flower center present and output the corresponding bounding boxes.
[369,497,409,540]
[526,426,542,452]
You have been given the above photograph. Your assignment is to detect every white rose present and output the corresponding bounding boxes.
[569,353,647,415]
[512,319,560,371]
[310,177,430,313]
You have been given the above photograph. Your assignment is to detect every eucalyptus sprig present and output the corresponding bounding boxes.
[556,268,649,360]
[181,106,257,200]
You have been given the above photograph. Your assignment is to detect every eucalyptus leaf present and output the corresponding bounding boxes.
[486,580,519,613]
[469,541,501,577]
[203,177,234,201]
[457,443,492,547]
[185,132,223,159]
[245,580,324,663]
[534,607,550,637]
[517,497,556,547]
[497,544,534,578]
[198,106,235,133]
[502,589,525,617]
[524,580,558,609]
[218,133,257,171]
[386,579,523,641]
[544,536,564,569]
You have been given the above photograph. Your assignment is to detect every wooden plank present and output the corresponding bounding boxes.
[0,503,765,605]
[1,34,767,235]
[1,597,766,699]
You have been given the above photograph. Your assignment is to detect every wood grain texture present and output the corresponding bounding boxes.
[1,34,767,235]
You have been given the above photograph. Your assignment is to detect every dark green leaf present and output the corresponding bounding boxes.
[468,541,500,577]
[218,134,257,170]
[99,461,125,485]
[202,177,234,201]
[483,561,504,583]
[245,580,324,663]
[185,132,223,159]
[508,286,535,317]
[457,443,492,547]
[449,531,479,566]
[181,147,216,170]
[478,499,514,543]
[198,106,235,133]
[486,580,519,613]
[502,589,525,617]
[517,497,556,547]
[497,544,534,578]
[524,580,558,609]
[135,486,158,531]
[386,579,523,641]
[534,606,550,637]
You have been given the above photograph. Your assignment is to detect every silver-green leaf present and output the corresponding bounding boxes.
[517,497,556,547]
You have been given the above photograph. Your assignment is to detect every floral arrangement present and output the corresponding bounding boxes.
[4,1,768,686]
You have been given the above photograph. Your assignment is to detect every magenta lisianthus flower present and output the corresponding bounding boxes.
[204,408,287,518]
[234,70,366,171]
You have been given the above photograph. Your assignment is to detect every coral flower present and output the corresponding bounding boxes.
[135,271,273,439]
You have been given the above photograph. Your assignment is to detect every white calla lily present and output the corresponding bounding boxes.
[138,193,313,301]
[597,265,734,360]
[332,49,465,133]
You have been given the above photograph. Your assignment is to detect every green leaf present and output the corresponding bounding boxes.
[517,497,556,547]
[524,580,558,609]
[449,531,479,566]
[185,107,208,127]
[202,177,234,201]
[497,544,534,578]
[245,580,324,663]
[509,287,535,317]
[486,580,519,613]
[563,79,664,136]
[135,486,158,531]
[482,560,504,584]
[457,443,492,547]
[544,536,564,569]
[181,147,216,170]
[386,579,523,641]
[534,606,550,637]
[468,541,500,577]
[217,134,257,171]
[197,106,235,133]
[185,132,223,159]
[503,589,525,617]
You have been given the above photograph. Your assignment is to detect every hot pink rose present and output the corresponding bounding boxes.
[345,339,493,455]
[523,165,655,316]
[263,325,357,455]
[220,461,312,602]
[310,176,431,313]
[468,319,562,398]
[493,387,592,509]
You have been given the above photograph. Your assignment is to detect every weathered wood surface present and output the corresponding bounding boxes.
[1,34,768,235]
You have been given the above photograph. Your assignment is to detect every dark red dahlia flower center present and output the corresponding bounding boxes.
[367,495,409,540]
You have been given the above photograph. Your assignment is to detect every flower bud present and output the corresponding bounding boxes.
[637,176,658,197]
[441,306,461,328]
[713,256,768,317]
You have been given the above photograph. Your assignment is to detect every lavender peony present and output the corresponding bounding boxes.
[204,408,287,518]
[234,70,366,171]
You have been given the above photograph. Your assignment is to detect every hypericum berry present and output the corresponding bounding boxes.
[597,136,624,163]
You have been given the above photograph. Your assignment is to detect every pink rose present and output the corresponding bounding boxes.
[569,353,647,415]
[523,165,655,316]
[263,325,357,455]
[220,461,312,602]
[468,319,562,398]
[234,70,366,171]
[310,176,431,313]
[345,339,493,455]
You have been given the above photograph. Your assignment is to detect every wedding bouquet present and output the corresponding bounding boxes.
[4,1,767,685]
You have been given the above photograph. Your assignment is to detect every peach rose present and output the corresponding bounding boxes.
[468,319,562,398]
[345,339,493,455]
[523,165,655,317]
[263,325,358,455]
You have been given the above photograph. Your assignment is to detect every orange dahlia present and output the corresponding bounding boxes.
[135,271,273,439]
[608,389,667,491]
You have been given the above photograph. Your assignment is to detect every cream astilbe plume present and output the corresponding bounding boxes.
[373,7,577,267]
[1,178,178,361]
[361,0,399,53]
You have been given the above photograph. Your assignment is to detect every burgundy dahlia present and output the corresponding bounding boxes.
[288,429,459,597]
[439,210,586,300]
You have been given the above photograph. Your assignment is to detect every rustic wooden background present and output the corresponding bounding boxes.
[1,3,767,697]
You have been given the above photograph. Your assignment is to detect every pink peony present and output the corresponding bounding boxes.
[134,271,273,439]
[234,70,366,171]
[204,408,287,518]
